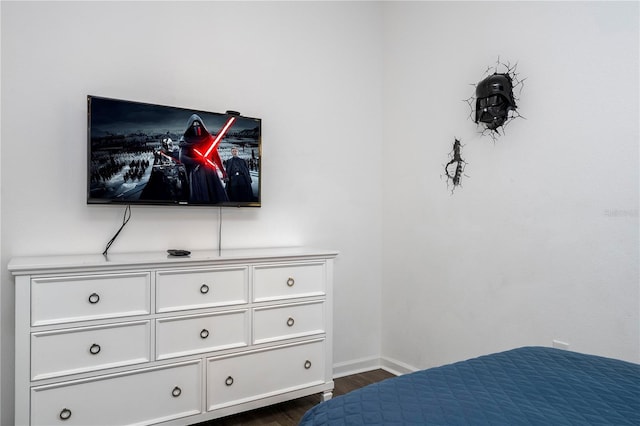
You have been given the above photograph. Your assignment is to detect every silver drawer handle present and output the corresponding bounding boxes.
[200,284,210,294]
[200,329,210,339]
[89,343,101,355]
[88,293,100,304]
[286,277,295,287]
[304,360,312,369]
[59,408,72,420]
[225,376,234,386]
[172,386,182,397]
[287,317,295,327]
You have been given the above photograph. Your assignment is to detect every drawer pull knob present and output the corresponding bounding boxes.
[225,376,234,386]
[286,277,295,287]
[88,293,100,304]
[200,329,210,339]
[171,386,182,397]
[59,408,72,420]
[287,317,295,327]
[89,343,101,355]
[200,284,210,294]
[304,360,312,369]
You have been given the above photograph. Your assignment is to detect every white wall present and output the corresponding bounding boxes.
[0,1,383,423]
[381,1,639,369]
[0,2,3,418]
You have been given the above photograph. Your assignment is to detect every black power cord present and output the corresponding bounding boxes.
[102,205,132,256]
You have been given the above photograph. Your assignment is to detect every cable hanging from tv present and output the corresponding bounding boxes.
[102,204,132,256]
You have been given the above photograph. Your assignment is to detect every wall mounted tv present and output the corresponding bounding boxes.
[88,95,261,207]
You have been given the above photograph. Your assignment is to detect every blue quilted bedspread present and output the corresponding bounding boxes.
[299,346,640,425]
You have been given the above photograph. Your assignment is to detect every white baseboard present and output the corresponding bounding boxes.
[332,356,381,378]
[332,356,418,378]
[379,356,417,376]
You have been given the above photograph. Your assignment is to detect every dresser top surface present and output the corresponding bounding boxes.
[9,247,338,275]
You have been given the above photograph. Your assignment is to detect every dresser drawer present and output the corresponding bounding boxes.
[31,273,151,326]
[156,310,249,360]
[207,340,324,411]
[31,321,150,380]
[253,263,325,302]
[31,360,201,426]
[156,267,248,313]
[253,302,325,344]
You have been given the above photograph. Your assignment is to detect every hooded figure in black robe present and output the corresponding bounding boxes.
[179,114,229,204]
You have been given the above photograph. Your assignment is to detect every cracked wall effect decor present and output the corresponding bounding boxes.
[444,59,525,193]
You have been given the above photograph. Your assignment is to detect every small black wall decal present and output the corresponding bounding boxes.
[443,138,466,193]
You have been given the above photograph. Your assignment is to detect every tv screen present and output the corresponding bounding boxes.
[87,96,261,207]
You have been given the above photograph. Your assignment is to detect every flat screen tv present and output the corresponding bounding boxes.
[88,95,261,207]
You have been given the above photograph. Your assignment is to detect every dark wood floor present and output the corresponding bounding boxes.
[193,369,396,426]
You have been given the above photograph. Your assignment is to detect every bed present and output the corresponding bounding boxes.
[299,346,640,425]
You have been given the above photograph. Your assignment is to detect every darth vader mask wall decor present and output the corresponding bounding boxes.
[465,59,525,138]
[445,59,525,193]
[475,73,516,130]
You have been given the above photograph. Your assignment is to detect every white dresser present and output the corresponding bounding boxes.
[9,247,337,426]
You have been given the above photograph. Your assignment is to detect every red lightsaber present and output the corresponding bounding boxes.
[193,116,236,169]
